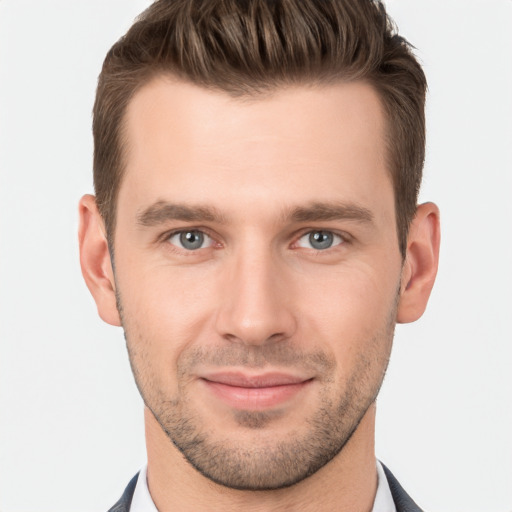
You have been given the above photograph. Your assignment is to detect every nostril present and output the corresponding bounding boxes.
[221,330,289,346]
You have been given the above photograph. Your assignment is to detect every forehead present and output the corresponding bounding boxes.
[120,77,392,225]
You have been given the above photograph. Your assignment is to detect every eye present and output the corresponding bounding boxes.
[168,230,213,251]
[296,230,344,250]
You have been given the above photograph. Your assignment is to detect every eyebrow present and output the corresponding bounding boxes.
[136,200,374,227]
[288,202,374,224]
[137,201,227,226]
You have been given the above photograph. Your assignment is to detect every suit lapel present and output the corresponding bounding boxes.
[381,464,424,512]
[107,473,139,512]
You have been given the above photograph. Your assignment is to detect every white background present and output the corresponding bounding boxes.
[0,1,511,511]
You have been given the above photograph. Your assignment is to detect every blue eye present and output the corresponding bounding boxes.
[168,230,212,250]
[297,231,343,250]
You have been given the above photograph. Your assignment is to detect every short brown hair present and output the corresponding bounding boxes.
[93,0,427,257]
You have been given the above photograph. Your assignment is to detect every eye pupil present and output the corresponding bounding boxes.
[309,231,333,250]
[180,231,204,250]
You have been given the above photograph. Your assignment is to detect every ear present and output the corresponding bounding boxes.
[78,194,121,326]
[397,202,441,324]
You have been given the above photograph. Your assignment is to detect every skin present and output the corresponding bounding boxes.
[79,78,440,511]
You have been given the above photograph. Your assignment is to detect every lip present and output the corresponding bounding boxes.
[200,372,312,410]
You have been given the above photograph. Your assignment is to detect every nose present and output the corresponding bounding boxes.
[214,247,297,346]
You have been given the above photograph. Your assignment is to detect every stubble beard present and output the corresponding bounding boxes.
[149,368,382,491]
[118,292,397,491]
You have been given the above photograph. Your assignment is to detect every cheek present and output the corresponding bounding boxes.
[296,264,399,365]
[116,263,218,386]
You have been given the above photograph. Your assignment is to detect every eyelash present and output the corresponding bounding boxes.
[294,230,347,251]
[158,228,218,254]
[159,228,351,253]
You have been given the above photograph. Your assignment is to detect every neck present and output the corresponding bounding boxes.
[145,404,378,512]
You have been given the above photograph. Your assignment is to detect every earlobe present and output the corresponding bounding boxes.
[397,202,441,324]
[78,194,121,327]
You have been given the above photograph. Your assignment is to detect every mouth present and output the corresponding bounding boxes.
[200,372,313,410]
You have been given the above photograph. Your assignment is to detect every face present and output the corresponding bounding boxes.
[113,78,403,490]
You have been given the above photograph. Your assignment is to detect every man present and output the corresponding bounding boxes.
[78,0,440,510]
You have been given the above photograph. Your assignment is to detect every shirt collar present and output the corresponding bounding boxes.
[130,464,158,512]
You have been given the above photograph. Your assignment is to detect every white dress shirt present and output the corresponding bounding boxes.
[130,460,396,511]
[130,464,158,512]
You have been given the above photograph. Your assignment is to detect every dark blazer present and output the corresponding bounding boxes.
[108,463,423,512]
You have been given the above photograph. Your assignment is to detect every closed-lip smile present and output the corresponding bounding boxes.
[200,371,313,410]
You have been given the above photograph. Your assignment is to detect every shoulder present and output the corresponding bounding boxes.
[107,473,139,512]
